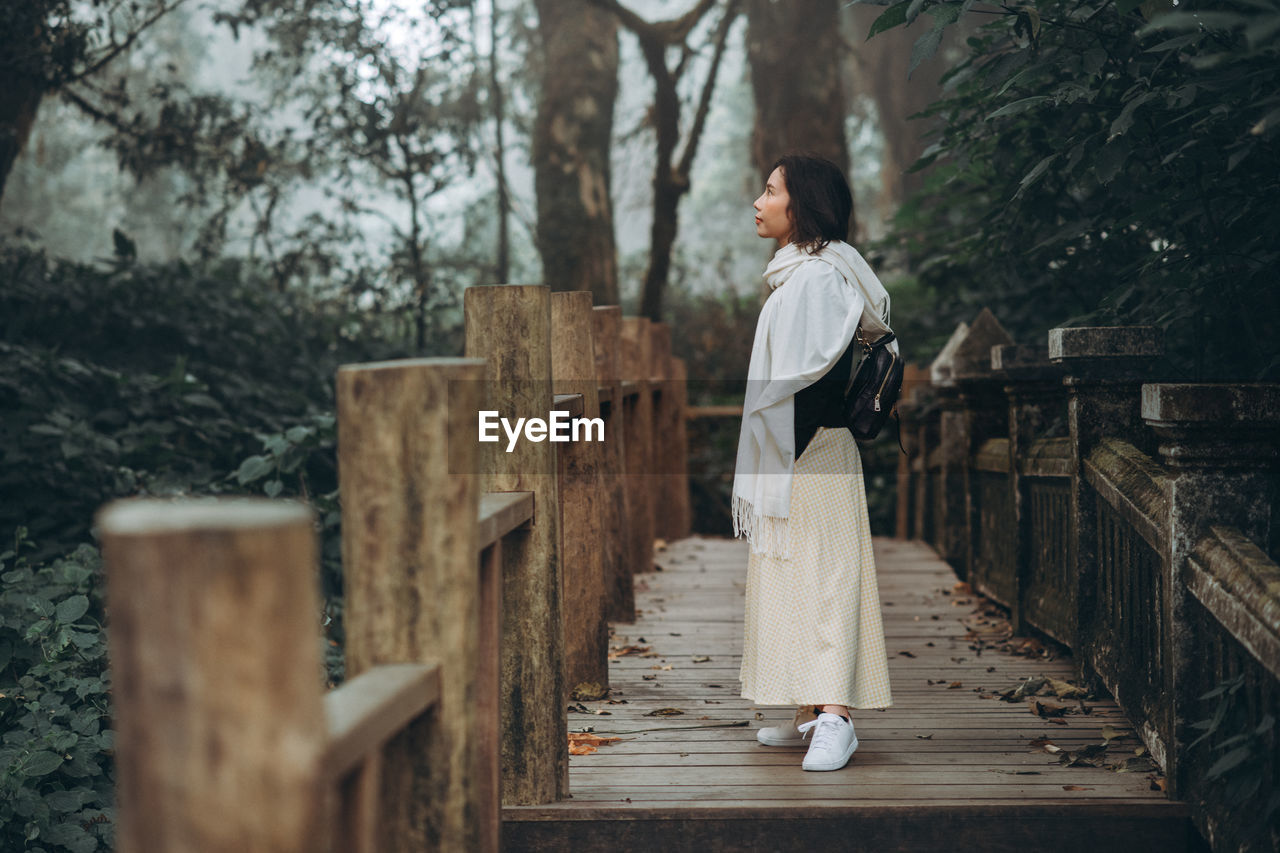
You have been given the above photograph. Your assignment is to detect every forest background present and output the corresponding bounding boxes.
[1,0,1277,849]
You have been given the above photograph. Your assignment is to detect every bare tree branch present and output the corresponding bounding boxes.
[675,0,739,180]
[72,0,193,82]
[586,0,718,45]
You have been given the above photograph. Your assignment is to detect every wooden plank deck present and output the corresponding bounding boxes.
[503,537,1201,852]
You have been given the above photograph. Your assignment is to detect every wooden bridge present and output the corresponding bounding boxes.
[95,288,1277,852]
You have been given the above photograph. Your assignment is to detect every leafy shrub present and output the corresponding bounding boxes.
[866,0,1280,380]
[0,532,113,853]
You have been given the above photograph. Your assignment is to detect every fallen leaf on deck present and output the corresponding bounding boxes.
[754,712,764,720]
[642,674,657,681]
[1062,785,1093,791]
[608,645,651,660]
[571,682,609,701]
[1047,677,1088,699]
[567,732,622,756]
[1150,777,1167,792]
[991,769,1042,775]
[898,650,917,658]
[640,652,661,658]
[916,733,934,739]
[692,655,712,663]
[948,681,963,689]
[1031,699,1069,717]
[1028,736,1056,749]
[644,707,685,717]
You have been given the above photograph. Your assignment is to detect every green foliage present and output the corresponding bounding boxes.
[0,244,406,562]
[1187,670,1279,848]
[0,531,113,853]
[863,0,1280,379]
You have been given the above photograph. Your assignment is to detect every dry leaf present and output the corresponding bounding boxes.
[567,732,621,756]
[916,733,934,739]
[1062,785,1093,791]
[1047,677,1088,699]
[644,707,685,717]
[692,655,712,663]
[571,681,609,701]
[948,681,963,689]
[898,650,917,658]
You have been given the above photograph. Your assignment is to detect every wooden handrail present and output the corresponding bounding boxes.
[323,663,442,782]
[687,404,743,418]
[551,392,584,417]
[478,491,534,550]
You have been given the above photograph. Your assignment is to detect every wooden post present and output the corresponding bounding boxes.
[593,305,632,622]
[465,284,568,805]
[621,316,654,586]
[100,499,326,853]
[647,324,691,542]
[666,356,692,540]
[551,291,609,693]
[336,357,491,850]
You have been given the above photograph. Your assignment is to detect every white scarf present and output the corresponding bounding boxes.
[731,240,895,557]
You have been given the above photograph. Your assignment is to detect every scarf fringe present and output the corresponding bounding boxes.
[732,495,791,559]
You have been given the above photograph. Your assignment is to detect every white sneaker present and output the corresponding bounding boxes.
[755,707,817,746]
[798,712,859,771]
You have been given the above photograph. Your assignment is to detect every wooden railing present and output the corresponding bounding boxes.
[898,317,1280,852]
[97,285,691,852]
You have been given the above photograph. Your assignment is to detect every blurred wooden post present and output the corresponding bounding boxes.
[667,356,692,539]
[648,323,690,541]
[621,317,654,586]
[593,306,632,622]
[465,284,568,805]
[100,499,326,853]
[551,292,609,692]
[336,357,492,851]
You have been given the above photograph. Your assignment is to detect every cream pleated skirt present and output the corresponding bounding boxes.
[739,426,894,709]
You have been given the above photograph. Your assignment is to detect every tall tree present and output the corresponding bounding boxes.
[532,0,619,303]
[590,0,740,322]
[0,0,189,203]
[745,0,853,232]
[841,4,968,220]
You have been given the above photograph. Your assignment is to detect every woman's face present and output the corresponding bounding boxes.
[753,166,792,245]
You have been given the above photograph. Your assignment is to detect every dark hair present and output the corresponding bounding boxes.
[771,153,853,253]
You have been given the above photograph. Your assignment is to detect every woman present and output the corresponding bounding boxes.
[733,153,896,772]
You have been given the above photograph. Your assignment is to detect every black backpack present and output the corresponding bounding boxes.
[843,331,903,441]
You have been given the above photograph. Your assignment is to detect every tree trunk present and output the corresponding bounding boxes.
[841,6,967,221]
[745,0,853,235]
[532,0,619,304]
[0,74,44,206]
[490,0,510,283]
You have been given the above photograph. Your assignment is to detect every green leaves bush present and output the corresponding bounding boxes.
[0,533,113,853]
[866,0,1280,379]
[0,244,412,848]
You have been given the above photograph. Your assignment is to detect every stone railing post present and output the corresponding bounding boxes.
[1141,383,1280,797]
[991,344,1065,634]
[464,285,567,805]
[1049,326,1162,676]
[951,310,1014,583]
